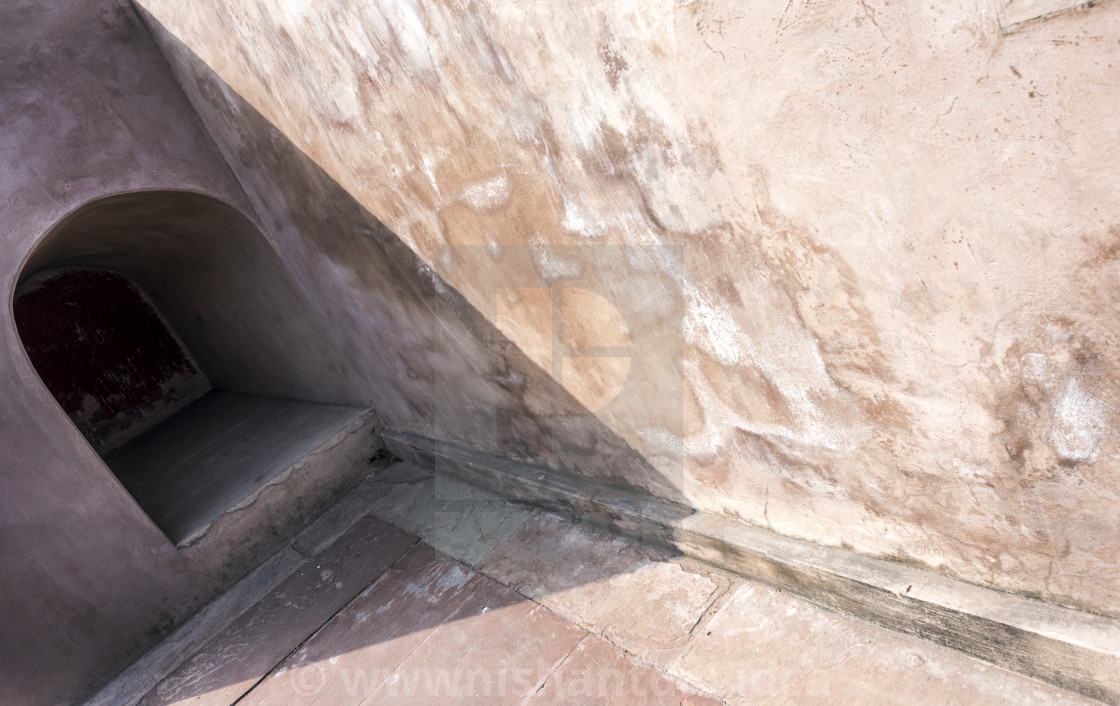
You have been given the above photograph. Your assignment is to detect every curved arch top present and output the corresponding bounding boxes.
[15,189,340,405]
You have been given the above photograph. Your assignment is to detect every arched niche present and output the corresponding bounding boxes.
[13,191,374,547]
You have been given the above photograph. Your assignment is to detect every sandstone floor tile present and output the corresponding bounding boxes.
[290,469,394,556]
[528,634,722,706]
[477,512,727,664]
[360,572,586,705]
[370,475,535,565]
[139,517,416,706]
[86,545,305,706]
[673,583,1094,706]
[366,477,431,533]
[241,543,484,706]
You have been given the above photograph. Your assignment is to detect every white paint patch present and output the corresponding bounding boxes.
[421,154,442,199]
[561,199,604,237]
[378,0,439,74]
[435,565,472,595]
[684,289,746,367]
[1021,352,1049,381]
[679,282,849,454]
[528,235,582,278]
[1048,378,1109,463]
[684,357,847,456]
[626,220,685,280]
[639,427,685,456]
[953,458,992,483]
[416,262,447,294]
[461,173,511,209]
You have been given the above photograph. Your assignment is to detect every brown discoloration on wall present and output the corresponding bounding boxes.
[2,0,1119,699]
[133,0,1120,621]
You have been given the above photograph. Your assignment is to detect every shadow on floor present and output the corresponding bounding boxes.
[106,391,369,545]
[93,7,701,705]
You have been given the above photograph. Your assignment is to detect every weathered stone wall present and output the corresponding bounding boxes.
[137,0,1120,618]
[5,0,1118,700]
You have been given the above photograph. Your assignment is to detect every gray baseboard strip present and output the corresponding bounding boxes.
[382,430,1120,704]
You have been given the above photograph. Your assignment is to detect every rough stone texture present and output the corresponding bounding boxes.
[369,475,537,566]
[138,516,417,706]
[529,634,722,706]
[674,583,1095,706]
[94,465,1102,706]
[135,0,1120,624]
[136,6,683,507]
[388,433,1120,702]
[478,513,730,666]
[5,0,1120,701]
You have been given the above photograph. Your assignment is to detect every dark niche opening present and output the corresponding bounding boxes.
[14,191,371,548]
[14,269,211,455]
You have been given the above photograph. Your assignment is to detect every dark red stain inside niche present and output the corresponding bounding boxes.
[14,269,206,451]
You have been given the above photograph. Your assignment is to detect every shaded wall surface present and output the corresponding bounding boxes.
[137,0,1120,619]
[4,0,1120,702]
[0,2,352,704]
[14,269,210,454]
[2,2,667,702]
[20,191,344,406]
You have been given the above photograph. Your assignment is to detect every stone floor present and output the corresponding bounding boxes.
[94,461,1100,705]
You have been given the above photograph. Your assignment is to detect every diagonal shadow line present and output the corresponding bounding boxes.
[104,6,699,705]
[134,5,688,505]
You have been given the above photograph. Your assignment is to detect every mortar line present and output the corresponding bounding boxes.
[519,632,589,706]
[230,537,421,705]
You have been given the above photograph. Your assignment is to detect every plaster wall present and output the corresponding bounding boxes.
[14,269,210,455]
[136,0,1120,619]
[0,2,350,702]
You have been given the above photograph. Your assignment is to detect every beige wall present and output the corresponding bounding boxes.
[138,0,1120,617]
